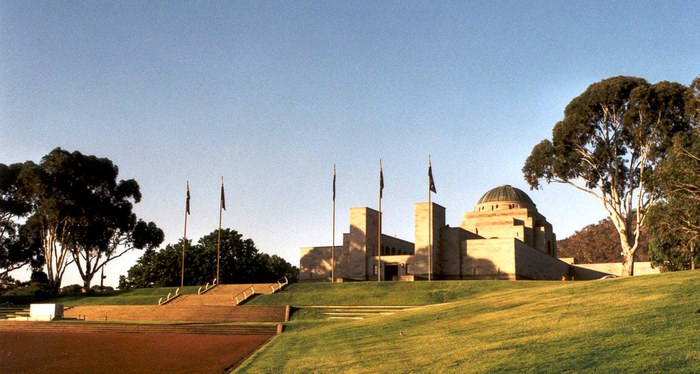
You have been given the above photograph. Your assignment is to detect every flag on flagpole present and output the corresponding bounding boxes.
[220,179,226,211]
[429,158,436,193]
[333,165,336,201]
[186,182,191,215]
[379,161,384,199]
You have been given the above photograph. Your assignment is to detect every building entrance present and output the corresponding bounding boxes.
[384,264,399,281]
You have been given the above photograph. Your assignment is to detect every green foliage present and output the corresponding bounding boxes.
[523,76,693,275]
[120,244,184,288]
[121,228,298,288]
[0,276,53,304]
[647,130,700,271]
[557,217,649,263]
[237,272,699,374]
[1,148,163,292]
[59,284,84,295]
[89,285,114,292]
[0,163,43,277]
[686,76,700,124]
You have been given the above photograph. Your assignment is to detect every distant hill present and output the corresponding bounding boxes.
[557,218,648,263]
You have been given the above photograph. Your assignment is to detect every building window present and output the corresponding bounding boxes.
[373,265,378,275]
[405,263,411,274]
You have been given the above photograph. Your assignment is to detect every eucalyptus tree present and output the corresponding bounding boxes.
[69,198,164,290]
[19,154,77,291]
[647,77,700,271]
[18,148,163,291]
[523,76,691,276]
[0,162,43,277]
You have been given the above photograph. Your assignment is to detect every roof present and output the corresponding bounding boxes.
[477,185,535,206]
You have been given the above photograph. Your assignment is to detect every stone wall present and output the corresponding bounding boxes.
[462,207,556,255]
[438,226,479,278]
[571,262,660,280]
[365,254,415,280]
[461,208,530,239]
[381,235,414,255]
[347,207,379,280]
[514,240,570,280]
[414,202,445,279]
[299,246,332,281]
[64,305,288,323]
[461,238,515,279]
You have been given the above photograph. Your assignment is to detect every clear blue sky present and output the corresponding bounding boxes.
[2,1,699,287]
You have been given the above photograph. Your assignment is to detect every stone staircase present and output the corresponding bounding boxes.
[302,305,427,320]
[61,282,290,323]
[63,305,288,323]
[168,283,281,307]
[0,321,279,335]
[0,305,30,321]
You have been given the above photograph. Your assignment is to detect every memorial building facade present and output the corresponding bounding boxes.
[300,185,571,281]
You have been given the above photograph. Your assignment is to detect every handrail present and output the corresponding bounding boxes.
[158,287,181,305]
[232,278,289,305]
[198,279,219,295]
[269,276,289,294]
[233,285,256,306]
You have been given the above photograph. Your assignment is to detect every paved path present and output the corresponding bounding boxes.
[0,330,272,374]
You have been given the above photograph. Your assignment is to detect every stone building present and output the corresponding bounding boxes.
[299,185,571,281]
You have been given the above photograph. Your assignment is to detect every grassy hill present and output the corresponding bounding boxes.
[236,272,699,373]
[49,286,200,306]
[247,280,552,306]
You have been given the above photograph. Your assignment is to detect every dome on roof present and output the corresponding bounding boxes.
[477,185,535,207]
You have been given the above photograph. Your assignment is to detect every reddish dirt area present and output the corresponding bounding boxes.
[0,330,272,374]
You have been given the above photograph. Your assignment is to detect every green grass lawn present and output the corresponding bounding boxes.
[247,280,554,306]
[236,271,699,373]
[50,286,200,306]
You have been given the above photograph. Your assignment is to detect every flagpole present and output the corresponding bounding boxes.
[181,181,189,288]
[428,156,432,282]
[217,177,223,285]
[331,165,336,283]
[378,159,382,282]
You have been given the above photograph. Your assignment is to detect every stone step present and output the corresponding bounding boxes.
[323,312,395,316]
[323,309,403,313]
[168,283,284,307]
[64,305,288,323]
[0,321,279,335]
[0,306,31,320]
[304,305,423,309]
[298,305,425,320]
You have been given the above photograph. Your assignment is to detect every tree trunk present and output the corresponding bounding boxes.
[83,277,93,292]
[610,215,637,277]
[621,250,635,276]
[691,242,696,271]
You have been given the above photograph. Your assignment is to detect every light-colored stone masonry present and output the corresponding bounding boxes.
[299,185,655,282]
[413,202,445,279]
